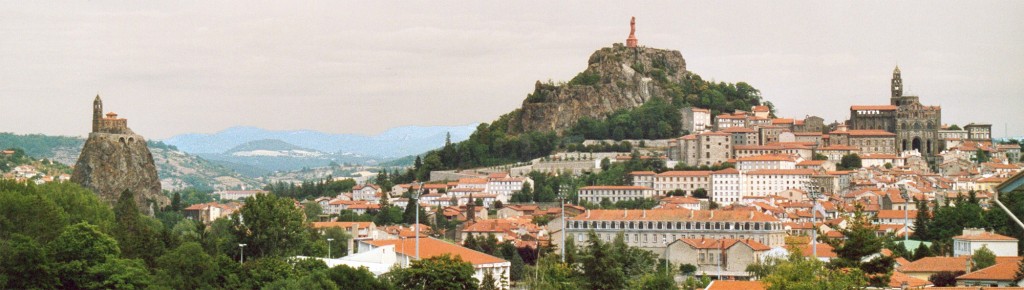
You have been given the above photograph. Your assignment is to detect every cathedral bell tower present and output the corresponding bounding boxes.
[890,66,902,105]
[92,95,103,133]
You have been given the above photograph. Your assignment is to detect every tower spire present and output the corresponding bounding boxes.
[92,94,103,133]
[890,65,903,103]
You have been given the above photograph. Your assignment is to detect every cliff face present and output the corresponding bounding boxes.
[515,43,690,134]
[71,133,167,215]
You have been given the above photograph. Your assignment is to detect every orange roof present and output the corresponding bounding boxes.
[899,256,971,273]
[656,171,712,177]
[311,221,374,229]
[957,258,1024,281]
[797,160,826,166]
[569,209,779,222]
[876,210,918,219]
[746,169,816,175]
[713,168,740,174]
[579,185,652,191]
[888,271,931,288]
[736,154,797,162]
[771,118,794,125]
[458,178,488,184]
[706,280,765,290]
[791,242,837,258]
[752,106,770,112]
[629,171,657,176]
[851,105,897,111]
[953,231,1018,241]
[365,237,507,265]
[676,238,771,251]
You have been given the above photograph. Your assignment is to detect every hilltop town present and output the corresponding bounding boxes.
[2,16,1023,290]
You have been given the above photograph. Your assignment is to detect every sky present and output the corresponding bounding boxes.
[1,1,1022,140]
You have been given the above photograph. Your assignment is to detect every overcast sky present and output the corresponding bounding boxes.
[2,1,1022,140]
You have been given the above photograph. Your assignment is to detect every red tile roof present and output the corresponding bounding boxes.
[656,171,712,177]
[365,237,507,265]
[569,209,778,222]
[953,231,1018,241]
[888,271,932,288]
[957,258,1024,281]
[706,280,765,290]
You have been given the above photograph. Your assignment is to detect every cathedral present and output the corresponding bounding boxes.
[849,67,942,163]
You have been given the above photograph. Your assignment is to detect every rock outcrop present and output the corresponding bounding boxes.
[71,132,167,215]
[515,43,691,134]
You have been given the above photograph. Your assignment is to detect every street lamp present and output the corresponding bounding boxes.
[238,243,247,264]
[327,238,334,259]
[805,181,822,259]
[414,182,425,260]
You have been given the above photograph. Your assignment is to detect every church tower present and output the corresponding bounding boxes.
[890,66,902,104]
[92,95,103,133]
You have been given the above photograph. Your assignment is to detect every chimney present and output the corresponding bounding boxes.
[710,211,715,219]
[689,210,694,218]
[749,211,754,220]
[586,210,591,218]
[642,209,646,218]
[623,210,628,218]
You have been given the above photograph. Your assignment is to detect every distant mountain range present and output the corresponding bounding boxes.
[161,125,477,175]
[163,125,477,158]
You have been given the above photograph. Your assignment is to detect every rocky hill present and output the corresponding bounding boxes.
[514,44,691,134]
[71,133,167,215]
[0,132,259,191]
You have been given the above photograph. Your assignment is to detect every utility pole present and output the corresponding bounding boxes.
[899,185,910,244]
[559,184,567,263]
[415,182,424,260]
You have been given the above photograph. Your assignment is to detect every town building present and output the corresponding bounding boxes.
[680,107,712,134]
[565,209,786,256]
[665,238,772,278]
[952,228,1019,257]
[578,185,655,204]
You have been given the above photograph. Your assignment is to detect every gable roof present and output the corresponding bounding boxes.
[364,237,506,265]
[957,258,1024,281]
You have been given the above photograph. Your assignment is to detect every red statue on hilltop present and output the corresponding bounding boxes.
[626,16,638,48]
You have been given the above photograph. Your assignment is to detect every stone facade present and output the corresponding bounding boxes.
[678,132,732,166]
[849,67,942,163]
[680,107,712,134]
[964,123,992,141]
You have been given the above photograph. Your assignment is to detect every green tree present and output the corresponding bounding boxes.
[112,190,165,266]
[0,234,57,289]
[48,222,122,289]
[947,124,961,130]
[156,242,218,289]
[692,188,708,199]
[0,182,69,242]
[374,206,404,226]
[323,227,352,258]
[324,265,393,290]
[928,270,964,287]
[972,245,996,270]
[679,263,697,276]
[911,199,931,241]
[231,193,309,258]
[912,242,934,261]
[812,153,829,160]
[480,269,498,290]
[839,154,862,170]
[241,257,296,289]
[82,257,153,290]
[580,231,626,290]
[525,255,583,290]
[973,149,991,164]
[303,201,324,222]
[1015,259,1024,283]
[630,272,676,290]
[763,253,866,290]
[827,205,893,287]
[387,254,479,289]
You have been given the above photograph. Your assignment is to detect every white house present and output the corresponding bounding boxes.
[952,228,1019,257]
